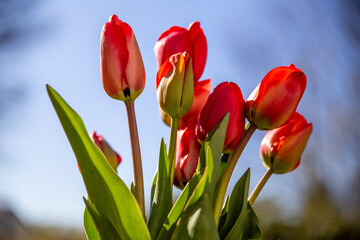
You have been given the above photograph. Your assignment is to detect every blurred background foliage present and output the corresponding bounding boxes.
[0,0,359,239]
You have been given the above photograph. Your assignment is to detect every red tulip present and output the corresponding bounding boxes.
[154,22,207,83]
[174,117,201,188]
[260,113,312,174]
[196,82,245,152]
[160,79,212,128]
[91,131,122,171]
[100,15,145,101]
[245,64,306,130]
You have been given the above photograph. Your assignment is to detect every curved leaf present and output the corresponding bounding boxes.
[170,193,219,240]
[198,113,230,202]
[219,169,250,237]
[47,85,150,240]
[224,203,261,240]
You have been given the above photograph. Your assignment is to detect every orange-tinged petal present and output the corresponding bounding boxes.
[246,64,306,130]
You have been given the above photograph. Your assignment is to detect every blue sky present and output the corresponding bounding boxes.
[1,0,354,229]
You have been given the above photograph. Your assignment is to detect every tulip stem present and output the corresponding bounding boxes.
[168,117,179,187]
[213,123,256,227]
[248,168,273,205]
[124,100,145,219]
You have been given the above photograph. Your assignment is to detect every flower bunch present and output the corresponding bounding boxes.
[47,15,312,240]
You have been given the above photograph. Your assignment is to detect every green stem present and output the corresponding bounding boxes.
[168,117,179,187]
[124,100,145,219]
[213,123,256,226]
[248,168,273,205]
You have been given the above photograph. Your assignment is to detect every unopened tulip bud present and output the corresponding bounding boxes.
[174,117,201,188]
[100,15,145,101]
[154,22,207,83]
[245,64,306,130]
[160,79,212,128]
[260,113,312,174]
[156,52,194,119]
[196,82,245,152]
[91,131,121,171]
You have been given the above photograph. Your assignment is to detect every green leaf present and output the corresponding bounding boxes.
[218,195,229,232]
[168,145,214,239]
[47,85,150,240]
[219,169,250,237]
[156,171,202,240]
[224,203,261,240]
[198,113,229,203]
[217,154,230,183]
[240,203,261,240]
[130,181,136,197]
[151,172,158,206]
[170,193,220,240]
[219,169,261,240]
[83,198,121,240]
[187,143,214,206]
[84,206,100,240]
[148,139,173,239]
[156,110,229,240]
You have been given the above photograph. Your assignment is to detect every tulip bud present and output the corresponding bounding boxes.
[154,22,207,83]
[100,15,145,101]
[91,131,122,171]
[245,64,306,130]
[260,113,312,174]
[196,82,245,152]
[156,52,194,119]
[174,117,201,188]
[160,79,212,128]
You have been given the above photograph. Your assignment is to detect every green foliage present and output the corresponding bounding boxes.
[219,169,250,237]
[47,85,150,240]
[171,145,219,239]
[83,198,121,240]
[156,171,202,240]
[47,86,261,240]
[156,113,230,239]
[198,113,229,192]
[83,206,99,240]
[171,194,220,240]
[219,169,261,240]
[148,139,173,239]
[218,196,229,232]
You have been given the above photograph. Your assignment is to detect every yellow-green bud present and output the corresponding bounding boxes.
[156,52,194,119]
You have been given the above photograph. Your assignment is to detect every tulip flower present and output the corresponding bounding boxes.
[260,113,313,174]
[245,64,306,130]
[100,15,145,101]
[174,117,201,188]
[90,131,122,171]
[160,79,212,128]
[156,52,194,119]
[196,82,245,152]
[154,22,207,83]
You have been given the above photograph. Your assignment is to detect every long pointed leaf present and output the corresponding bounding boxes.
[84,206,100,240]
[198,113,229,203]
[83,198,121,240]
[148,139,172,239]
[156,171,202,240]
[170,193,220,240]
[220,169,250,238]
[47,85,150,240]
[224,203,261,240]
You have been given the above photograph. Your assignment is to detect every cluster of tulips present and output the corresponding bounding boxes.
[47,14,312,240]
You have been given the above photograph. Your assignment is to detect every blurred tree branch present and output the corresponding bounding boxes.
[0,0,41,117]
